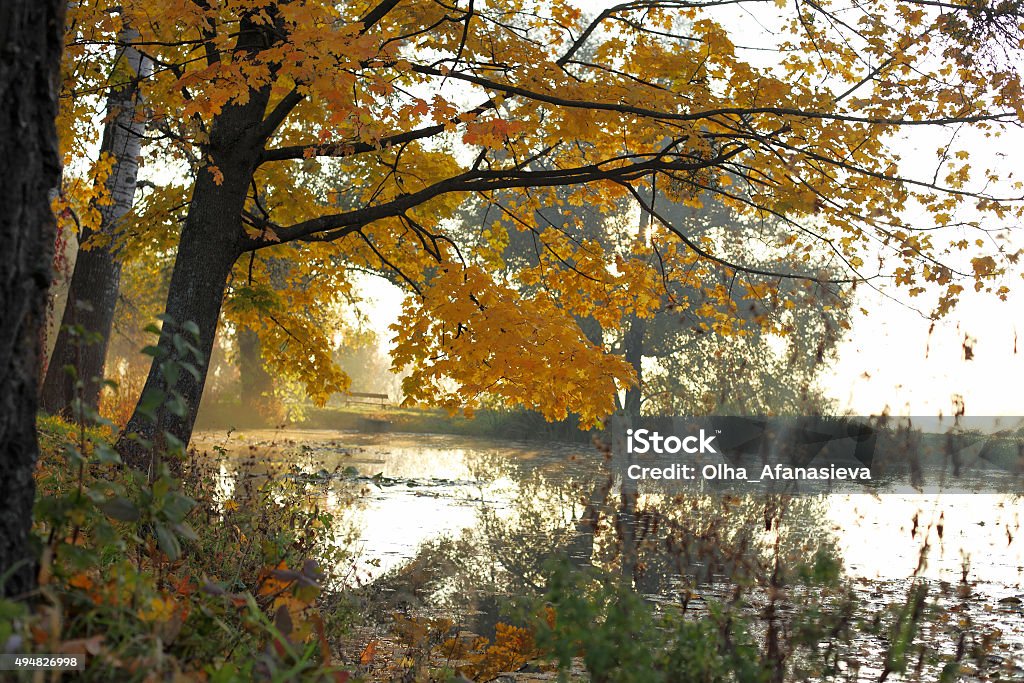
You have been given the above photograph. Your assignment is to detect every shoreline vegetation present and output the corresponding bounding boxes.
[195,401,597,444]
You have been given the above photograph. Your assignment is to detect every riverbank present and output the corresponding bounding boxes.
[195,400,594,443]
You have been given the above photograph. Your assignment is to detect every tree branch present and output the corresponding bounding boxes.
[260,98,497,163]
[242,147,744,250]
[256,86,304,142]
[408,62,1016,128]
[261,121,446,162]
[621,182,865,285]
[359,0,402,34]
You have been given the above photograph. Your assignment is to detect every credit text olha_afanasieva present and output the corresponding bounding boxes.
[623,429,872,482]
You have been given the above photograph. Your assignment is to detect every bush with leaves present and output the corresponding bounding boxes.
[1,319,358,681]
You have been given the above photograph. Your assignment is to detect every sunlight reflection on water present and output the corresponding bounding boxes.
[826,493,1023,587]
[193,429,1024,593]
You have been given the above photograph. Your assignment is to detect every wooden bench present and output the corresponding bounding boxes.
[343,391,390,407]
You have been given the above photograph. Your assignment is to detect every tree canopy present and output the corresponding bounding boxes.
[55,0,1024,453]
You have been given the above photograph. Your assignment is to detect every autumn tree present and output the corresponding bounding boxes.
[0,0,65,597]
[609,193,851,416]
[60,0,1023,466]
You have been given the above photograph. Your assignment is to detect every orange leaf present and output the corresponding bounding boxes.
[258,561,292,597]
[68,573,94,590]
[359,639,377,666]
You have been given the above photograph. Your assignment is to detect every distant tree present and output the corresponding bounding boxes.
[456,183,848,417]
[335,336,398,398]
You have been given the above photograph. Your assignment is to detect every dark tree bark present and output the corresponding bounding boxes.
[0,0,65,598]
[41,32,151,417]
[115,168,252,470]
[115,41,272,469]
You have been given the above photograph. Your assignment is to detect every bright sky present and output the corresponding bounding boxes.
[827,286,1023,417]
[825,112,1024,417]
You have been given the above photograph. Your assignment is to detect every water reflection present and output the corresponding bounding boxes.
[191,427,1024,678]
[826,494,1024,586]
[192,428,1024,590]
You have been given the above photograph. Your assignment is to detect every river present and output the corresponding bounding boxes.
[191,427,1024,680]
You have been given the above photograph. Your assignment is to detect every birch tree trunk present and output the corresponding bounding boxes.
[41,30,151,417]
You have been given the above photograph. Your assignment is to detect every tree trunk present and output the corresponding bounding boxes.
[0,0,64,598]
[115,175,244,471]
[621,315,646,417]
[616,187,653,587]
[41,32,151,417]
[115,86,270,470]
[237,326,275,416]
[619,182,653,418]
